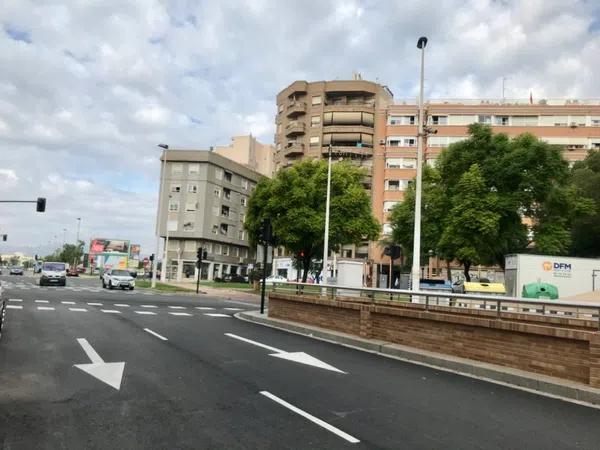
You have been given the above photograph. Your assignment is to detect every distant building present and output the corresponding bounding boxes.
[214,134,275,178]
[157,150,261,281]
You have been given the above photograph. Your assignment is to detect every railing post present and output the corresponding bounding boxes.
[425,295,429,310]
[496,300,501,318]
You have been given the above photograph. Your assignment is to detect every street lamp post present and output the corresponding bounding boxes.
[321,144,333,292]
[152,144,169,288]
[411,36,428,297]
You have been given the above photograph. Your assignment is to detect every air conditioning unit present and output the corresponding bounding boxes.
[570,122,578,128]
[379,139,386,145]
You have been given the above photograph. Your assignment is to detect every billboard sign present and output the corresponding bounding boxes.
[129,244,141,260]
[89,238,130,255]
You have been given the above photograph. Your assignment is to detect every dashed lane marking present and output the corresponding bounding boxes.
[87,303,103,306]
[7,305,22,309]
[69,308,88,312]
[195,307,215,310]
[168,312,192,316]
[8,299,22,302]
[35,300,49,303]
[62,301,76,305]
[204,313,231,318]
[135,311,157,315]
[141,305,157,308]
[114,304,130,307]
[37,306,55,311]
[144,328,167,340]
[101,309,121,314]
[168,306,186,309]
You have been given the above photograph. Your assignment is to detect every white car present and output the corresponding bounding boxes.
[102,269,135,290]
[39,262,67,286]
[264,275,287,285]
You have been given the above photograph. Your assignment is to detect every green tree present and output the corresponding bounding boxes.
[570,150,600,256]
[44,241,84,265]
[437,164,501,281]
[245,159,380,282]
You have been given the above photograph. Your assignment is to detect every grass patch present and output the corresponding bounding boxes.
[135,280,192,292]
[198,281,254,290]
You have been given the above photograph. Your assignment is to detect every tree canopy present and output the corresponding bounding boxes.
[389,124,595,280]
[244,159,380,281]
[44,241,85,265]
[570,150,600,256]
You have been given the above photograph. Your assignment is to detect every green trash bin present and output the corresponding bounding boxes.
[521,282,559,300]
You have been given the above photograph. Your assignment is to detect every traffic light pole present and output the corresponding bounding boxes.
[0,198,46,212]
[196,261,201,294]
[260,241,268,314]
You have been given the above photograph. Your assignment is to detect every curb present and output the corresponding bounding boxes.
[236,310,600,408]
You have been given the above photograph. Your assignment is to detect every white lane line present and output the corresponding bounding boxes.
[225,333,284,353]
[69,308,88,312]
[37,306,55,311]
[223,307,243,311]
[168,306,186,309]
[204,313,231,318]
[8,299,22,302]
[144,328,167,341]
[114,304,130,307]
[259,391,360,444]
[62,301,76,305]
[87,302,103,306]
[195,307,215,310]
[141,305,157,308]
[168,312,192,316]
[7,305,22,309]
[135,311,157,315]
[35,300,49,303]
[101,309,121,314]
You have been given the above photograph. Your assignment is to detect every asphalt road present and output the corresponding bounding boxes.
[2,273,600,449]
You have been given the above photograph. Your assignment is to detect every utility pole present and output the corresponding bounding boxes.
[259,218,272,314]
[411,36,428,296]
[153,144,169,287]
[321,144,333,293]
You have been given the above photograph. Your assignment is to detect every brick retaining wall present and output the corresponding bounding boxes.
[269,293,600,387]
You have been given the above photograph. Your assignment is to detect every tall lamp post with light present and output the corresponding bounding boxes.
[320,144,333,293]
[411,36,428,296]
[152,143,169,288]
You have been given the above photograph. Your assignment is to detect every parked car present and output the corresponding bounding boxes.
[76,266,86,273]
[224,274,248,283]
[67,267,79,277]
[102,269,135,290]
[264,275,287,285]
[39,262,67,286]
[9,266,24,275]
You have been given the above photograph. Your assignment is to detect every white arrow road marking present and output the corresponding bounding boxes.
[225,333,346,374]
[260,391,359,444]
[74,338,125,390]
[144,328,167,341]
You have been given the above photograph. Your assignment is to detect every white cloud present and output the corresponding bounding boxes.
[0,0,598,254]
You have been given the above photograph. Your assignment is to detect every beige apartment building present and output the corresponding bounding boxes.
[275,79,600,286]
[214,134,275,178]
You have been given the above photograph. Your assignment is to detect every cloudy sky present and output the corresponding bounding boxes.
[1,0,599,256]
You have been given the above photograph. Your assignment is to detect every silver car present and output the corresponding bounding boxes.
[102,269,135,290]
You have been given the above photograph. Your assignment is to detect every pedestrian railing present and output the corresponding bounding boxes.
[272,282,600,330]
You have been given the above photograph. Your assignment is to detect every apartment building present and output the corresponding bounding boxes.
[214,134,275,178]
[157,150,261,281]
[275,79,600,286]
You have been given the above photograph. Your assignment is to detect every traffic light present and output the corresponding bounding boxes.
[2,234,6,241]
[36,197,46,212]
[197,247,203,260]
[197,247,207,268]
[35,254,38,260]
[202,250,207,260]
[149,253,155,262]
[259,218,272,244]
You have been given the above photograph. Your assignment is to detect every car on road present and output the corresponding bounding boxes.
[224,274,248,283]
[40,262,67,286]
[102,269,135,290]
[9,266,24,275]
[264,275,287,285]
[67,267,79,277]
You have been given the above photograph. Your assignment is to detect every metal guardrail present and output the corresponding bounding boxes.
[272,282,600,330]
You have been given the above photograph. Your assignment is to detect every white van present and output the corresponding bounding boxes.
[40,262,67,286]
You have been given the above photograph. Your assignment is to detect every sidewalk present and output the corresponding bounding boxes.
[236,310,600,407]
[165,280,261,303]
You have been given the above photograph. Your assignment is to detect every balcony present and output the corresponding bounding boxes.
[284,142,305,157]
[321,145,373,158]
[322,125,374,135]
[286,101,307,118]
[285,121,306,137]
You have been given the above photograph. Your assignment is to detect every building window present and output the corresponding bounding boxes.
[240,197,247,207]
[167,220,178,231]
[387,137,416,147]
[278,104,284,113]
[212,206,219,216]
[188,184,197,193]
[388,115,416,125]
[213,188,221,197]
[312,96,322,106]
[276,143,282,150]
[224,171,232,182]
[170,184,181,193]
[185,202,197,212]
[591,119,600,127]
[478,115,492,124]
[234,247,240,257]
[220,223,228,235]
[168,200,179,211]
[222,245,229,256]
[511,116,538,126]
[241,179,248,190]
[494,116,509,126]
[385,158,416,169]
[221,205,230,217]
[311,115,321,127]
[238,230,245,241]
[383,223,393,235]
[240,213,245,223]
[215,168,223,180]
[309,136,320,146]
[183,221,194,231]
[430,115,448,125]
[383,201,399,212]
[212,225,218,235]
[214,244,221,254]
[223,188,231,200]
[242,248,248,258]
[385,180,409,191]
[171,163,183,174]
[188,163,200,174]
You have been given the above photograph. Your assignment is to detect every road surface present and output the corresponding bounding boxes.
[1,274,600,449]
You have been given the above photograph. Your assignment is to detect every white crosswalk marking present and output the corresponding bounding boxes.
[195,307,215,310]
[87,302,103,306]
[35,300,49,303]
[37,306,55,311]
[135,311,157,315]
[69,308,88,312]
[168,312,192,316]
[7,305,22,309]
[114,304,130,307]
[8,299,22,302]
[101,309,121,314]
[223,308,243,311]
[204,313,231,318]
[168,306,186,309]
[141,305,157,308]
[62,301,76,305]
